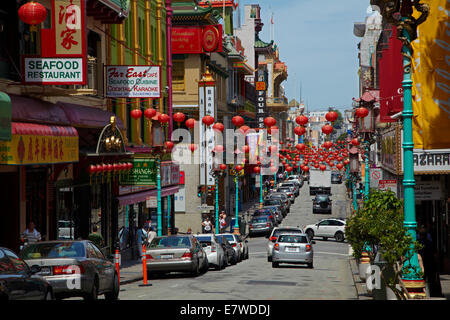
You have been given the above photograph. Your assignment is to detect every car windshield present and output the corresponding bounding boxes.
[20,242,85,259]
[251,217,268,223]
[223,235,235,242]
[273,229,302,237]
[149,236,191,248]
[278,235,308,243]
[216,237,226,244]
[316,195,329,201]
[254,209,271,215]
[196,236,212,242]
[279,188,291,192]
[271,194,287,199]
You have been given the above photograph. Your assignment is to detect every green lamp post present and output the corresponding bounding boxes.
[377,0,429,297]
[156,158,162,237]
[233,164,243,235]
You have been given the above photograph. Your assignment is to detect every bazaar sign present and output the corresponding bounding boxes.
[105,66,161,98]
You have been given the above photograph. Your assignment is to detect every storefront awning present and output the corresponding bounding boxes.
[0,122,79,165]
[116,185,180,206]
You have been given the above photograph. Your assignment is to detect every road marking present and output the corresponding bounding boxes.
[249,251,267,255]
[314,251,349,257]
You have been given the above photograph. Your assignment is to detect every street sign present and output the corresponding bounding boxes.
[378,179,397,195]
[146,196,157,208]
[197,205,215,210]
[369,168,383,189]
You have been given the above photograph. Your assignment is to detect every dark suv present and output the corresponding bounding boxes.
[312,194,332,214]
[331,172,342,184]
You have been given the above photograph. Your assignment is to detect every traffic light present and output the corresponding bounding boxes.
[197,185,202,197]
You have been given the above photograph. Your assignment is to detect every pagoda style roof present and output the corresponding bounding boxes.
[255,33,274,50]
[172,1,220,24]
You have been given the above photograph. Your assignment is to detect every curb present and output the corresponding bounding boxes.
[348,255,372,300]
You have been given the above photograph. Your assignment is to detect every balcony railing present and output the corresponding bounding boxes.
[267,96,289,106]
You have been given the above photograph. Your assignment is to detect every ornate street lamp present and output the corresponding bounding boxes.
[375,0,429,297]
[210,165,226,234]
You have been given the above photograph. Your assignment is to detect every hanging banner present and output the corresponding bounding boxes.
[412,0,450,149]
[172,25,223,54]
[105,66,161,98]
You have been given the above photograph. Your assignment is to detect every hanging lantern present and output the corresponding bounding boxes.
[232,115,245,127]
[253,166,261,174]
[323,141,333,149]
[336,163,344,170]
[202,115,215,126]
[87,165,97,175]
[235,164,243,171]
[242,145,250,153]
[130,109,142,120]
[351,138,360,146]
[303,166,310,172]
[173,112,185,124]
[239,125,250,135]
[189,144,197,152]
[264,116,277,128]
[296,115,308,126]
[164,141,174,151]
[213,122,224,133]
[344,159,350,166]
[144,108,157,119]
[325,111,338,122]
[355,107,369,118]
[319,164,327,171]
[294,126,306,136]
[158,113,170,124]
[185,118,196,129]
[321,124,333,135]
[286,166,293,173]
[220,164,227,170]
[18,1,47,26]
[296,143,306,151]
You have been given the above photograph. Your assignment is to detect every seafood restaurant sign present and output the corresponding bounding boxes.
[105,66,161,98]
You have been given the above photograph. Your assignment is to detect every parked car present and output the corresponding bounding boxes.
[266,192,291,213]
[266,226,304,262]
[252,208,278,227]
[312,193,332,214]
[193,234,226,270]
[287,175,303,188]
[236,235,249,260]
[249,216,274,237]
[304,218,346,242]
[220,234,242,262]
[19,240,119,300]
[277,186,295,203]
[216,235,237,265]
[280,182,299,197]
[262,206,283,224]
[331,171,342,184]
[0,247,54,300]
[271,233,315,268]
[145,235,208,277]
[263,198,287,217]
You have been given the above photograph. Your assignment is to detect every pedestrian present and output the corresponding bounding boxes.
[21,221,42,244]
[418,228,442,297]
[186,228,192,234]
[88,225,104,248]
[147,226,157,245]
[201,217,212,234]
[219,211,227,234]
[136,224,148,261]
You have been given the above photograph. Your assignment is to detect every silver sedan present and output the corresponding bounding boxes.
[271,233,315,268]
[20,240,119,300]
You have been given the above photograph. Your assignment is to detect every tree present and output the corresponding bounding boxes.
[345,189,423,299]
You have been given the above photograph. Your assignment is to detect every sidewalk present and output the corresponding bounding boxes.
[116,196,261,286]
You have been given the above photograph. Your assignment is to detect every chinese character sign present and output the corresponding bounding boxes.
[54,0,84,56]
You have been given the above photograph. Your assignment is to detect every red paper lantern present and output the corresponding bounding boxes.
[106,164,113,172]
[344,159,350,165]
[325,111,338,122]
[264,117,277,127]
[173,112,185,124]
[239,125,250,135]
[213,122,225,132]
[158,113,170,124]
[336,163,344,170]
[202,115,215,126]
[232,116,245,127]
[19,1,47,25]
[303,166,310,172]
[296,115,309,126]
[296,143,306,151]
[235,165,243,171]
[127,163,133,170]
[323,141,333,149]
[355,107,369,118]
[319,164,327,171]
[322,124,334,135]
[242,145,250,153]
[351,138,360,146]
[185,118,196,129]
[254,166,261,174]
[96,164,103,173]
[294,126,306,136]
[164,141,174,151]
[189,144,197,152]
[219,164,227,170]
[144,108,157,119]
[130,109,142,120]
[87,165,97,175]
[286,166,293,172]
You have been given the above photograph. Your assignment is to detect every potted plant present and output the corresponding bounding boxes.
[345,190,423,299]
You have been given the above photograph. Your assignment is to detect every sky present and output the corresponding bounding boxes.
[237,0,371,112]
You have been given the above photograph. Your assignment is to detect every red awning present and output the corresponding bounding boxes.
[12,122,78,137]
[116,185,180,206]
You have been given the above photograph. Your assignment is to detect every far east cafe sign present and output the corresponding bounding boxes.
[22,0,87,85]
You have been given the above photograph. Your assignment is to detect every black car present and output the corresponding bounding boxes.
[0,247,53,300]
[216,235,238,265]
[312,194,332,214]
[263,198,287,217]
[331,172,342,184]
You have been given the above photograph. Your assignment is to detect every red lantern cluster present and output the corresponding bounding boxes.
[87,162,133,175]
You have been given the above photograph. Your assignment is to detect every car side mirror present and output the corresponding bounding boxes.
[201,243,208,248]
[30,265,41,274]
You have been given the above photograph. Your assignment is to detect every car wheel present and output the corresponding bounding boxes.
[307,262,313,269]
[43,289,54,300]
[245,251,249,260]
[105,273,119,301]
[267,256,272,262]
[272,261,279,268]
[306,229,314,240]
[191,260,200,277]
[231,254,237,265]
[84,279,98,300]
[323,237,328,241]
[335,232,345,242]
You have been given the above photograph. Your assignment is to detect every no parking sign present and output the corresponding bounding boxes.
[369,168,382,189]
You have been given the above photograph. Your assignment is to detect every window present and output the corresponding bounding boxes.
[89,243,104,259]
[3,248,28,274]
[319,220,331,226]
[0,250,15,274]
[278,235,307,243]
[173,60,185,91]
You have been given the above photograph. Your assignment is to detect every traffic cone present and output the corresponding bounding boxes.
[139,244,152,287]
[115,248,120,289]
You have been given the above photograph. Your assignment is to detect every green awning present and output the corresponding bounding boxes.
[0,92,11,141]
